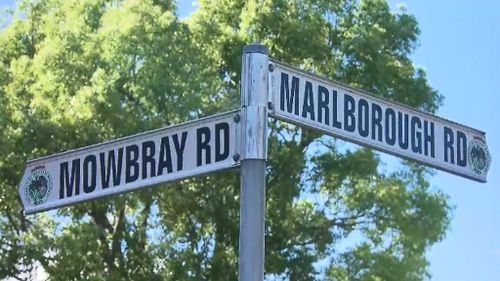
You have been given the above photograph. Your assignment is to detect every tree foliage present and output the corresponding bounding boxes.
[0,0,451,280]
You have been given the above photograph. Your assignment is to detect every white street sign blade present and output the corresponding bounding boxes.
[19,110,241,214]
[269,60,491,182]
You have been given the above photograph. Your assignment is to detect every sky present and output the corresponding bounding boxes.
[383,1,500,280]
[173,1,500,280]
[179,1,500,279]
[1,0,499,280]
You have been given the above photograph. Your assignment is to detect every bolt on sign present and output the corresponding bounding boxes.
[268,60,491,182]
[19,110,240,214]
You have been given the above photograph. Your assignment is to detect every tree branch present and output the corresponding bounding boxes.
[89,202,113,233]
[89,203,113,270]
[110,206,126,271]
[4,207,20,236]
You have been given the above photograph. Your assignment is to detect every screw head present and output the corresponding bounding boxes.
[232,153,240,162]
[233,114,240,123]
[267,101,274,110]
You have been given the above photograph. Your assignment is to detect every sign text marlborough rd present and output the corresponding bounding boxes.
[269,60,491,182]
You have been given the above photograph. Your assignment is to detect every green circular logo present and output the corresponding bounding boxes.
[468,139,491,175]
[25,168,53,206]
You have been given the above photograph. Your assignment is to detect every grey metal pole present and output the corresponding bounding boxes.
[239,44,269,281]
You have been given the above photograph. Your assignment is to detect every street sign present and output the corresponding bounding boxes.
[15,44,492,281]
[268,60,491,182]
[19,110,241,214]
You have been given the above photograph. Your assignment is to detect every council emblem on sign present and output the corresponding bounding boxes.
[468,137,491,175]
[24,167,53,206]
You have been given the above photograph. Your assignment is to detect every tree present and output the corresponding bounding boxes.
[0,0,451,280]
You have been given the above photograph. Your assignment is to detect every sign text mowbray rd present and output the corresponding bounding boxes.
[19,110,240,214]
[269,60,491,182]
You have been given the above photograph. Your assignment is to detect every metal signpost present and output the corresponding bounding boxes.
[238,45,268,281]
[19,44,491,281]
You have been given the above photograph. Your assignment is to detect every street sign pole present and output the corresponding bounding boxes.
[239,44,269,281]
[17,41,491,280]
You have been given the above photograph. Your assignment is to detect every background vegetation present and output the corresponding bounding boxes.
[0,0,450,280]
